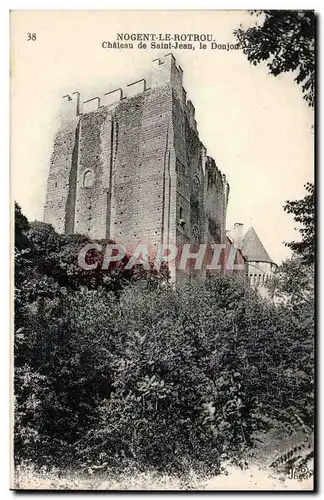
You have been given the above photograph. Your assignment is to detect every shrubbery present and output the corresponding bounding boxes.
[14,203,314,477]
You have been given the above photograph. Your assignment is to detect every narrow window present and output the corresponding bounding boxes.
[83,170,94,188]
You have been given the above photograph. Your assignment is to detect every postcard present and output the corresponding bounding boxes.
[11,10,315,490]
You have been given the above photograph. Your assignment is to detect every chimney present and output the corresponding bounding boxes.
[232,222,244,248]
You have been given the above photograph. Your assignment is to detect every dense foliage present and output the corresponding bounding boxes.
[235,10,315,107]
[284,183,315,265]
[14,204,314,477]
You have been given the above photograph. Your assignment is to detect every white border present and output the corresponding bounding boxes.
[2,2,322,498]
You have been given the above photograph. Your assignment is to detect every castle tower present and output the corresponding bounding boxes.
[44,54,229,281]
[241,226,278,297]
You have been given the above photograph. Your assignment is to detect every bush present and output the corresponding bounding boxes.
[14,205,314,477]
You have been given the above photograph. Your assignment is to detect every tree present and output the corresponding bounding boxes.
[268,256,313,305]
[76,277,314,476]
[284,182,315,265]
[235,10,315,107]
[14,206,131,466]
[15,202,31,251]
[235,12,315,263]
[14,205,314,477]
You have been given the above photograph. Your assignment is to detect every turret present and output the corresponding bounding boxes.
[151,53,183,102]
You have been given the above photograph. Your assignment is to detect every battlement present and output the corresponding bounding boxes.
[125,78,147,98]
[151,53,183,100]
[151,54,196,127]
[61,91,80,120]
[62,78,147,117]
[184,99,196,129]
[102,88,123,107]
[83,96,100,114]
[206,156,229,189]
[60,54,196,129]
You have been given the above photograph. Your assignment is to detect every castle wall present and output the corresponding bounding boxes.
[44,54,229,282]
[74,108,110,239]
[43,92,80,234]
[247,261,277,298]
[171,85,228,279]
[204,157,229,245]
[110,84,175,252]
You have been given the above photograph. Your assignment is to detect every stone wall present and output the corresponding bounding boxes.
[247,261,277,298]
[44,118,79,234]
[75,108,110,239]
[44,54,230,281]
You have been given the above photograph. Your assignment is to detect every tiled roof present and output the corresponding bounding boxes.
[241,226,273,263]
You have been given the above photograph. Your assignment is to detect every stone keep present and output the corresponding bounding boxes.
[44,54,230,279]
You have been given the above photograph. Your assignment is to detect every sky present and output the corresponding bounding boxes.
[11,10,314,265]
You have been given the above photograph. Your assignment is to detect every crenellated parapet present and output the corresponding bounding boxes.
[205,156,228,191]
[61,91,80,121]
[151,53,183,100]
[151,54,197,129]
[60,78,148,119]
[60,53,197,130]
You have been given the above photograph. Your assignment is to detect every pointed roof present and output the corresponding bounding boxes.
[241,226,274,263]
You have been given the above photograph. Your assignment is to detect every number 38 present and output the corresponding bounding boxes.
[27,33,36,41]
